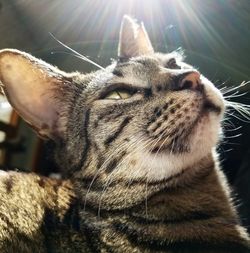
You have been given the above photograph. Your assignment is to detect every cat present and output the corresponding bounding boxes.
[0,15,249,253]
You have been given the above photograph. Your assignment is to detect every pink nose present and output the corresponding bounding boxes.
[180,71,201,90]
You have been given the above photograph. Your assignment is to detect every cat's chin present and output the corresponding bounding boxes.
[119,148,216,183]
[118,107,223,182]
[201,75,225,115]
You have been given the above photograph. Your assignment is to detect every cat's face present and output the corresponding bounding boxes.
[76,52,224,182]
[0,16,224,183]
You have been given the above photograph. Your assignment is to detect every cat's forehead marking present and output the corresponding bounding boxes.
[107,64,149,89]
[92,53,185,90]
[88,52,188,92]
[108,56,161,88]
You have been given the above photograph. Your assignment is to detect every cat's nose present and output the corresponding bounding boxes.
[174,71,202,91]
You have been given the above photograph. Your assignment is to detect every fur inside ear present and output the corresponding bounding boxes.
[0,49,71,140]
[118,15,154,59]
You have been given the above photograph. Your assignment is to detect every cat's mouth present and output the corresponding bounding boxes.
[202,99,222,114]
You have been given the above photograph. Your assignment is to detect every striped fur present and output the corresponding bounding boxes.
[0,16,250,252]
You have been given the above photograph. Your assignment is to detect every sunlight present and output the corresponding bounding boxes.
[17,0,248,80]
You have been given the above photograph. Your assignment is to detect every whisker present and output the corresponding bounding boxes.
[97,137,151,217]
[224,92,248,99]
[83,139,134,211]
[121,130,172,211]
[122,124,175,197]
[222,81,250,95]
[225,101,250,122]
[122,138,156,214]
[99,136,157,214]
[50,50,80,57]
[223,125,242,132]
[223,133,242,139]
[49,32,105,70]
[145,174,149,218]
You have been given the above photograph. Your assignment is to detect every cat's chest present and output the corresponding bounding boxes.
[44,228,90,253]
[44,210,250,253]
[43,210,143,253]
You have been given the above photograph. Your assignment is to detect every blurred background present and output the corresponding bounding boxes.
[0,0,249,231]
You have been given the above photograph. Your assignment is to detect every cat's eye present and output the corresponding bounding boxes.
[104,89,133,100]
[167,58,180,69]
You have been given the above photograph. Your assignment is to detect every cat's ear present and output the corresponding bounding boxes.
[0,49,70,140]
[118,15,154,59]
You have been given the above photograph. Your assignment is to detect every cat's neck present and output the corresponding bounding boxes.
[72,151,247,235]
[71,152,250,251]
[75,153,220,210]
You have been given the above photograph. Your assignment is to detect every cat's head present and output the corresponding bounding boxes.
[0,16,224,182]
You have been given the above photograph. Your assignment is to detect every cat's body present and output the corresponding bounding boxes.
[0,16,249,252]
[0,160,249,253]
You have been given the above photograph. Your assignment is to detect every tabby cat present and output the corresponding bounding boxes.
[0,15,249,253]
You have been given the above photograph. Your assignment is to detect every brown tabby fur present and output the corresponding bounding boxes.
[0,16,249,252]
